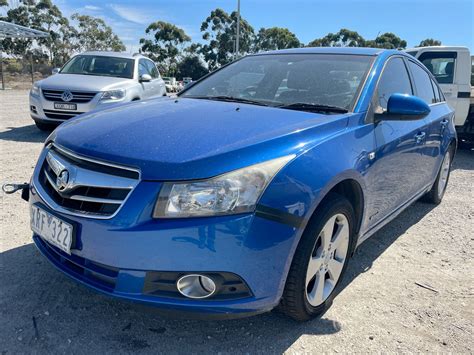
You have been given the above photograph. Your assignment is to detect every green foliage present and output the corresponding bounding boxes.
[366,32,407,49]
[0,0,8,7]
[308,29,365,47]
[254,27,301,51]
[176,56,209,81]
[417,38,442,47]
[308,29,407,50]
[200,8,254,70]
[140,21,190,76]
[71,14,125,52]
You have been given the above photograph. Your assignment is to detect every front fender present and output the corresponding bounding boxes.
[258,114,373,297]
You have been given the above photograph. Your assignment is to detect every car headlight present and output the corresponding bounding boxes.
[153,155,295,218]
[31,83,40,96]
[101,89,126,101]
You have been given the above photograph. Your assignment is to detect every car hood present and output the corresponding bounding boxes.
[38,74,132,92]
[52,98,349,180]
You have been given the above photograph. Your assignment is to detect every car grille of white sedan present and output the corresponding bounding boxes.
[42,89,97,103]
[37,144,140,218]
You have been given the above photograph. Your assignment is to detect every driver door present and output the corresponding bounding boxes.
[363,57,428,230]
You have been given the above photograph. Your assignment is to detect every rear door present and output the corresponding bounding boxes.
[364,56,428,229]
[406,60,451,181]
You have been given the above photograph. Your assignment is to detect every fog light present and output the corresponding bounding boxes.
[176,274,216,299]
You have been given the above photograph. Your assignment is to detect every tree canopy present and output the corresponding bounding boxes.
[417,38,442,47]
[140,21,190,75]
[308,29,365,47]
[71,14,125,52]
[200,8,254,70]
[254,27,301,51]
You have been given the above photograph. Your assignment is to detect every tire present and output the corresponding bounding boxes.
[423,148,453,204]
[279,193,355,321]
[35,121,56,132]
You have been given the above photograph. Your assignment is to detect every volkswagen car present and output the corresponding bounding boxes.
[29,51,167,131]
[28,48,456,320]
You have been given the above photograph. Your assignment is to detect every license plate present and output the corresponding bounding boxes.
[30,205,73,254]
[54,102,77,110]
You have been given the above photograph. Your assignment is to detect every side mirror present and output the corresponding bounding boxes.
[52,68,60,75]
[140,74,152,82]
[385,93,431,118]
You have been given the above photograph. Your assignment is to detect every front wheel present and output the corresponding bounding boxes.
[279,194,355,321]
[424,149,453,204]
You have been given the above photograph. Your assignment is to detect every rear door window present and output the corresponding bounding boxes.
[376,57,413,110]
[418,51,456,84]
[408,61,437,104]
[430,78,441,102]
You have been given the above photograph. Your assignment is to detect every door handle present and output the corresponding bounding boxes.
[415,132,426,144]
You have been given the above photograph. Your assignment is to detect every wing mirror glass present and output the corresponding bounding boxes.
[140,74,152,82]
[381,93,431,119]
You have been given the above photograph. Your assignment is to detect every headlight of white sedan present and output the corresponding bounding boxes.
[153,155,295,218]
[30,83,40,96]
[100,89,126,101]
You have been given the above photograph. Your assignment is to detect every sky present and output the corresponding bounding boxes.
[15,0,474,52]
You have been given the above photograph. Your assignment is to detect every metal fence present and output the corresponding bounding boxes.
[1,56,53,90]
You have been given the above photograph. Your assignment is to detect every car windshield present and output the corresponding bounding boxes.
[181,54,374,111]
[60,55,134,79]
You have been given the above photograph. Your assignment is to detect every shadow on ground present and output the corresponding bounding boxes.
[0,125,50,143]
[452,148,474,171]
[0,200,436,353]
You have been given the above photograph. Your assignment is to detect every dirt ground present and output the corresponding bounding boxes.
[0,90,473,354]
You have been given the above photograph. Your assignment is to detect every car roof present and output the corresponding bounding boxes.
[405,46,470,52]
[79,51,146,59]
[255,47,386,56]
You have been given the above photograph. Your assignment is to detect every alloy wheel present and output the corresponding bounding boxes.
[305,213,350,307]
[437,152,451,199]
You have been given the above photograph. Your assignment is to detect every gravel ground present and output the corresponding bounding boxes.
[1,90,473,354]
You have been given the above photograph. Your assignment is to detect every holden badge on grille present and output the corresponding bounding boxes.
[56,170,69,191]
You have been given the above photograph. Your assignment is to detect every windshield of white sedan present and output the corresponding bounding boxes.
[60,55,134,79]
[181,54,373,112]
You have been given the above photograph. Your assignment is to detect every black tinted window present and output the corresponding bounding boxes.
[418,51,456,84]
[408,61,436,104]
[376,57,412,109]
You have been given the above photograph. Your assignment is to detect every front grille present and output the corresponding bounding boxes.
[42,89,97,103]
[43,109,85,120]
[38,144,140,218]
[34,235,119,292]
[143,271,253,300]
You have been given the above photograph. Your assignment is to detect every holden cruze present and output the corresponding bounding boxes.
[29,47,456,321]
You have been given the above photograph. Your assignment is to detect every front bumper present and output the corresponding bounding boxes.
[29,173,301,317]
[29,91,125,125]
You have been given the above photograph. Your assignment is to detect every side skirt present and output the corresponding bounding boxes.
[355,183,432,248]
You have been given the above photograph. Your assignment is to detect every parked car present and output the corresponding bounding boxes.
[162,76,178,93]
[406,46,473,144]
[28,47,456,321]
[29,51,167,131]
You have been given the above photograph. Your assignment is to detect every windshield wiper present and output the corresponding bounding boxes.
[185,95,270,107]
[276,102,349,114]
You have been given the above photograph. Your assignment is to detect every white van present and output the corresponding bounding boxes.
[405,46,473,143]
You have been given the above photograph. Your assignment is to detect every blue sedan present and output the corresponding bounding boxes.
[29,47,456,321]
